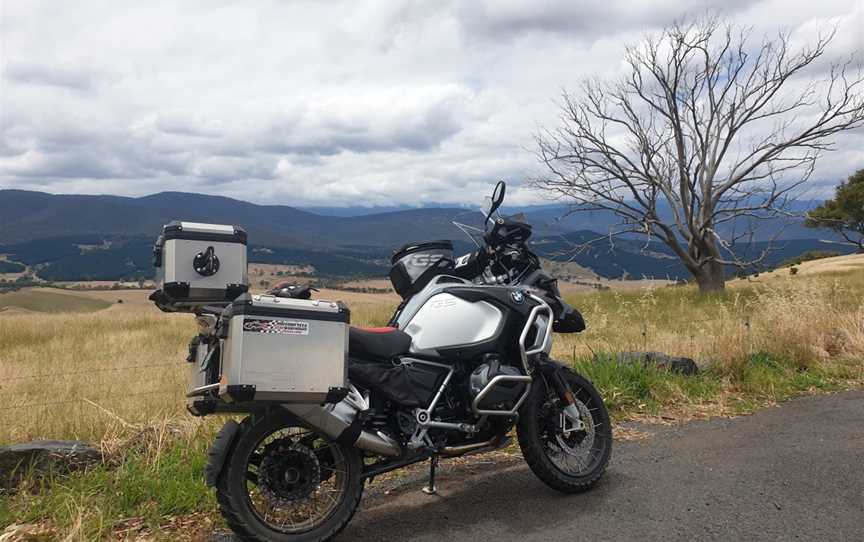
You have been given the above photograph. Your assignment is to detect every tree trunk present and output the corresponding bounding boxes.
[693,260,725,292]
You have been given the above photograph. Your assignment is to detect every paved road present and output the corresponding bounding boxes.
[342,391,864,541]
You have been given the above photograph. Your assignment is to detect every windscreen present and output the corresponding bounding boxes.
[481,196,494,217]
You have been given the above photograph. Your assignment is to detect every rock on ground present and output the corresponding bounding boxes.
[0,440,101,490]
[595,351,700,375]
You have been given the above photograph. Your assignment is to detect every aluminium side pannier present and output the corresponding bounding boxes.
[389,240,454,299]
[217,293,350,404]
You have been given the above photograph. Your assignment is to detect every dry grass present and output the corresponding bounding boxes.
[553,271,864,371]
[0,296,396,445]
[2,267,860,445]
[46,288,158,309]
[739,252,864,279]
[0,290,112,315]
[1,259,862,538]
[0,308,190,444]
[246,263,315,289]
[1,262,862,446]
[337,278,396,290]
[0,295,398,538]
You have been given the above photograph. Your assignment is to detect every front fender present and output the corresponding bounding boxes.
[204,419,240,487]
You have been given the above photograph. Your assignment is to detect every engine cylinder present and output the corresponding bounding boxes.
[469,357,528,410]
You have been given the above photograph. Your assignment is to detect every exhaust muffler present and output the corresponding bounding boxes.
[282,392,402,457]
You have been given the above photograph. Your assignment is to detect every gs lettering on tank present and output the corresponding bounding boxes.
[429,297,457,309]
[407,253,448,267]
[402,292,503,352]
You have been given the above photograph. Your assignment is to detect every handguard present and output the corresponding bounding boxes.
[553,300,586,333]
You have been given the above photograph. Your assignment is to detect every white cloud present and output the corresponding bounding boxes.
[0,0,861,206]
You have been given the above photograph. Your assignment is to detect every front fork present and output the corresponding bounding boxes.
[533,357,587,431]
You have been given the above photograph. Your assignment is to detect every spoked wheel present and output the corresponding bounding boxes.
[216,413,364,542]
[517,366,612,493]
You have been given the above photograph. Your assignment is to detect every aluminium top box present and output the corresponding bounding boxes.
[153,221,248,305]
[219,293,350,404]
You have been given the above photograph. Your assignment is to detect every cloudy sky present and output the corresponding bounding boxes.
[1,0,862,207]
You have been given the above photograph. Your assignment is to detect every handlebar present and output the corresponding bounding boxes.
[468,181,586,333]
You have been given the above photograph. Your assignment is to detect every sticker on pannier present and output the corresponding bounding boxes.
[242,318,310,336]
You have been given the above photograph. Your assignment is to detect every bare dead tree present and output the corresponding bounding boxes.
[534,16,864,292]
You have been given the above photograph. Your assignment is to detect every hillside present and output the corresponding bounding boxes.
[0,288,112,313]
[0,190,479,247]
[530,231,859,280]
[730,253,864,283]
[0,189,855,282]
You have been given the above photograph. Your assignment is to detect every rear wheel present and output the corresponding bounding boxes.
[216,413,364,542]
[517,366,612,493]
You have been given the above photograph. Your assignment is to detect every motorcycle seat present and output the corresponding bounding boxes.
[349,326,411,360]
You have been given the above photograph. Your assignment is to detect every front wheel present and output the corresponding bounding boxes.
[517,366,612,493]
[216,412,364,542]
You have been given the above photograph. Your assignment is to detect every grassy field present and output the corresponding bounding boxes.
[1,257,862,539]
[0,289,112,315]
[0,293,394,445]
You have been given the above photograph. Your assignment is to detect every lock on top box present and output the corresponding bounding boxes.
[152,221,249,309]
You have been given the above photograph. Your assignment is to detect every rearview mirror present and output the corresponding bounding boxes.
[486,181,506,220]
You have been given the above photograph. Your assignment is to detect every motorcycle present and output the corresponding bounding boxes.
[178,182,612,541]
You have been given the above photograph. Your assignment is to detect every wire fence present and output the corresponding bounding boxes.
[3,361,188,419]
[3,315,753,400]
[4,362,183,382]
[5,389,182,411]
[1,310,842,427]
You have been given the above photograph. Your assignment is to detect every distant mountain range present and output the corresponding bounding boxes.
[0,190,476,248]
[0,189,852,282]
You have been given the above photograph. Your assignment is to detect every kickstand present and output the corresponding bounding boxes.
[422,455,439,495]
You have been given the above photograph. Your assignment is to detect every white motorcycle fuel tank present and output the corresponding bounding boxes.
[398,288,503,352]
